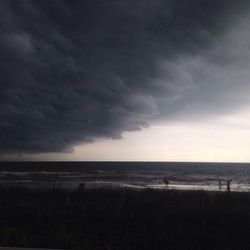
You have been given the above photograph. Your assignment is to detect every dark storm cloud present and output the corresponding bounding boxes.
[1,0,250,154]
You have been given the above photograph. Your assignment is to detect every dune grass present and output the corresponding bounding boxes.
[0,188,250,249]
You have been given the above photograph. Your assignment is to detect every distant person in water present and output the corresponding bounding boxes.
[226,179,232,193]
[163,178,169,186]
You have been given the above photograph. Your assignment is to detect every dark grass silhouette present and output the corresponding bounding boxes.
[0,188,250,249]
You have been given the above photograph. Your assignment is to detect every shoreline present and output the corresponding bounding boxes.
[0,180,247,193]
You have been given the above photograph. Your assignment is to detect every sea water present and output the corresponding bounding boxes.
[0,161,250,192]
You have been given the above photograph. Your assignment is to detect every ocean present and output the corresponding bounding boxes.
[0,161,250,192]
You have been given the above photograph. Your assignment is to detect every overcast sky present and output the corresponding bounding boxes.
[1,0,250,161]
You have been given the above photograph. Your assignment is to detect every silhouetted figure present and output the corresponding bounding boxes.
[78,182,85,190]
[218,179,222,190]
[163,178,169,186]
[226,179,232,193]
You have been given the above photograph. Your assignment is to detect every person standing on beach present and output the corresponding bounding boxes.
[226,179,232,193]
[218,179,222,190]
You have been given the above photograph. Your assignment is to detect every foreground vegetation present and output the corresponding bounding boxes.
[1,187,250,249]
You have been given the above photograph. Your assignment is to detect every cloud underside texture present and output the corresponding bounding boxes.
[1,0,250,154]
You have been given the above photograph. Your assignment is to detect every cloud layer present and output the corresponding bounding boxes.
[1,0,250,154]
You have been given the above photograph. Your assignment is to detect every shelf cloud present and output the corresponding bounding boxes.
[1,0,250,154]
